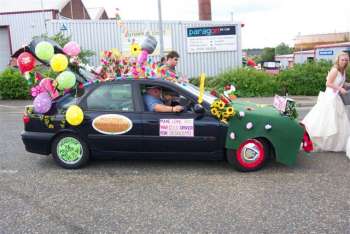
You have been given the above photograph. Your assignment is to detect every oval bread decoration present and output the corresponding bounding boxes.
[92,114,133,135]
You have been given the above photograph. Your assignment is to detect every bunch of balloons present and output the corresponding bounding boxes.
[30,41,81,114]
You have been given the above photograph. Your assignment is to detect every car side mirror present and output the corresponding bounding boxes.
[194,104,205,114]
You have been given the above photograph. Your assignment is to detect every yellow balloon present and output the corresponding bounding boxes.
[66,105,84,126]
[50,54,68,72]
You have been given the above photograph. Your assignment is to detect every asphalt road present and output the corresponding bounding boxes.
[0,102,349,233]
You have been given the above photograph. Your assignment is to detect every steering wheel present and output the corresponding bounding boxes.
[183,100,194,112]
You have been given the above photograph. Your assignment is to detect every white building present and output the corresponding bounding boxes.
[294,50,314,64]
[315,42,350,62]
[275,54,293,69]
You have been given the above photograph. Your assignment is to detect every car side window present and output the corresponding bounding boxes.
[86,84,133,111]
[141,84,196,112]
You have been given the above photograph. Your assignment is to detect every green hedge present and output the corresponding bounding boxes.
[0,68,30,100]
[191,60,350,97]
[212,68,278,97]
[276,60,332,95]
[190,68,278,97]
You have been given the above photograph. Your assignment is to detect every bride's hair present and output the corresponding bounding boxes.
[334,52,349,72]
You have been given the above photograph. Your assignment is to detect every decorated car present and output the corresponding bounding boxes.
[18,38,312,172]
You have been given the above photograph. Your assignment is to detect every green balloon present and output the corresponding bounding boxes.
[56,71,76,90]
[35,41,54,61]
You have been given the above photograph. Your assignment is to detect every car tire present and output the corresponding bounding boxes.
[51,133,89,169]
[227,138,269,172]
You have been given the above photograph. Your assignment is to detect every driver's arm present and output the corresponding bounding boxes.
[154,104,183,112]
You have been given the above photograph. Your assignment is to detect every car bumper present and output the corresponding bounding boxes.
[21,131,55,155]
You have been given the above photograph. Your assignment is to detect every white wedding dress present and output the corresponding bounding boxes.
[302,71,350,154]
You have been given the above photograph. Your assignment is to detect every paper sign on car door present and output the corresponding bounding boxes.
[159,119,194,137]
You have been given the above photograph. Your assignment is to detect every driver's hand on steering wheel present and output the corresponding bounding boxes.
[173,105,184,112]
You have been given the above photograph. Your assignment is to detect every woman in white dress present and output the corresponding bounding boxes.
[302,52,349,153]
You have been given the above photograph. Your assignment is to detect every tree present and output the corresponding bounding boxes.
[275,42,293,55]
[260,47,275,62]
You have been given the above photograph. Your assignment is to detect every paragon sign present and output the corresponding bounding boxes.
[186,26,237,53]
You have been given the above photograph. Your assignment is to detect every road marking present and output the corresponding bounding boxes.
[0,105,26,109]
[0,169,18,174]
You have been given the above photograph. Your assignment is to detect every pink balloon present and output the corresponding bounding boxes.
[63,41,81,56]
[39,78,59,100]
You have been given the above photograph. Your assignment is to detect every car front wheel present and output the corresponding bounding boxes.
[52,133,89,169]
[227,138,268,172]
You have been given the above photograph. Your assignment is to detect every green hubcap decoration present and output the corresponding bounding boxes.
[57,137,83,164]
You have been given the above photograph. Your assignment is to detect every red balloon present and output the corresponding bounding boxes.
[17,52,35,73]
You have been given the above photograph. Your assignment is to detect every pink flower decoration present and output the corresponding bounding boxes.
[31,85,44,97]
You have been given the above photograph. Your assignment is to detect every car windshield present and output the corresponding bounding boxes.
[78,67,98,81]
[175,83,216,104]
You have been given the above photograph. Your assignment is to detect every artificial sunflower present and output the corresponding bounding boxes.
[111,48,121,59]
[130,43,141,56]
[211,108,219,116]
[218,100,225,110]
[222,112,232,119]
[211,100,220,109]
[225,106,235,115]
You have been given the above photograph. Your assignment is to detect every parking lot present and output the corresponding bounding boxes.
[0,101,349,233]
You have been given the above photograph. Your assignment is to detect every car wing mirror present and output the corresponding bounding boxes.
[194,104,205,114]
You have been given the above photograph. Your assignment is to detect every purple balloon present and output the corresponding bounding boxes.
[33,92,52,113]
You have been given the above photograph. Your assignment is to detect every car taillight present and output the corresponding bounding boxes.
[23,115,30,124]
[299,123,313,152]
[302,131,313,152]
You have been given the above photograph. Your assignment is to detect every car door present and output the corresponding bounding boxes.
[80,82,144,153]
[141,83,226,153]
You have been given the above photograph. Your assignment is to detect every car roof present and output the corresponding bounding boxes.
[92,78,181,89]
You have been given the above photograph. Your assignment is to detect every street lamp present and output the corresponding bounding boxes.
[157,0,165,57]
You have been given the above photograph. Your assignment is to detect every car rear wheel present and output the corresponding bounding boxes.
[227,138,269,172]
[52,133,89,169]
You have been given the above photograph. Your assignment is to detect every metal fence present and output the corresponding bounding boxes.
[47,20,242,77]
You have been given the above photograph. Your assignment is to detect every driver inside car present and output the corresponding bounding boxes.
[161,90,180,106]
[143,86,184,112]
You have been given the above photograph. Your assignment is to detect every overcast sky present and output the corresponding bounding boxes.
[83,0,350,49]
[1,0,349,48]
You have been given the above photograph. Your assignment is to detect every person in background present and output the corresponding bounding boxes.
[143,86,183,112]
[158,56,166,67]
[302,52,350,155]
[160,51,180,78]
